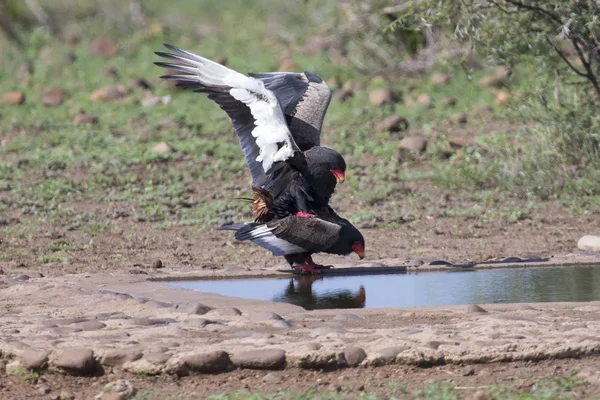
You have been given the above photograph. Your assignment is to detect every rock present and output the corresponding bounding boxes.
[90,38,119,59]
[262,372,282,384]
[59,391,75,400]
[310,327,346,337]
[231,349,286,370]
[369,88,395,106]
[415,93,433,108]
[2,91,25,105]
[408,259,424,267]
[247,311,284,322]
[150,142,174,154]
[143,352,170,365]
[72,321,106,331]
[270,319,293,328]
[101,349,143,366]
[305,343,322,351]
[42,87,65,107]
[54,348,97,375]
[90,86,127,102]
[578,235,600,252]
[466,304,488,314]
[172,302,213,315]
[378,115,408,133]
[472,106,494,118]
[21,349,49,370]
[98,379,136,400]
[431,72,450,86]
[133,317,176,326]
[449,113,468,124]
[182,351,232,374]
[343,346,366,367]
[442,96,457,106]
[73,113,98,125]
[494,90,511,106]
[377,346,405,363]
[399,136,427,153]
[469,389,490,400]
[207,307,242,317]
[151,259,163,269]
[130,77,152,90]
[37,384,51,395]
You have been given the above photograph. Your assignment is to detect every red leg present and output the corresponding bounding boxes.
[295,211,315,218]
[292,263,322,275]
[305,255,333,270]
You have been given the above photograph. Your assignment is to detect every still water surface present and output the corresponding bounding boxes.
[167,266,600,310]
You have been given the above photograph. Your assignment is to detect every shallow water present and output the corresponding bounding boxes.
[167,266,600,310]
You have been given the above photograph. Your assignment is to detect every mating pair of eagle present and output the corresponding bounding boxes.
[155,44,365,274]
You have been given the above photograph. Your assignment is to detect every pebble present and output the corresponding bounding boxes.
[90,38,119,59]
[42,87,65,107]
[377,346,405,363]
[133,317,176,326]
[142,352,170,365]
[151,259,163,269]
[182,351,232,374]
[58,391,75,400]
[172,302,213,315]
[73,113,98,125]
[415,93,433,108]
[449,112,468,124]
[466,304,488,314]
[399,135,427,153]
[231,349,286,370]
[54,348,97,375]
[443,96,458,106]
[368,88,395,106]
[305,343,322,351]
[578,235,600,252]
[97,379,136,400]
[101,349,143,366]
[377,115,408,133]
[37,384,51,395]
[343,346,367,367]
[207,307,242,317]
[247,311,284,322]
[431,72,450,86]
[150,142,175,154]
[21,348,49,370]
[2,91,25,105]
[90,86,128,102]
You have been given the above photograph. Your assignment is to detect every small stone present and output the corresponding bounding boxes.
[21,349,49,370]
[442,96,457,106]
[142,352,170,365]
[59,391,74,400]
[151,259,163,268]
[578,235,600,252]
[431,72,451,86]
[151,142,174,154]
[231,349,286,370]
[495,90,511,106]
[369,88,395,106]
[73,113,98,125]
[183,351,232,374]
[472,106,493,117]
[101,349,143,366]
[466,304,488,314]
[449,113,468,124]
[42,87,65,107]
[54,348,96,375]
[172,302,213,315]
[130,77,152,90]
[305,343,322,351]
[207,307,242,317]
[344,346,366,367]
[133,317,176,326]
[415,93,433,108]
[270,319,293,328]
[247,311,284,321]
[37,384,51,395]
[100,379,136,400]
[378,115,408,133]
[14,274,29,281]
[377,346,405,362]
[90,38,119,59]
[310,327,346,337]
[469,389,490,400]
[72,321,106,331]
[90,86,127,102]
[408,259,424,267]
[2,91,25,105]
[262,372,282,383]
[399,136,427,153]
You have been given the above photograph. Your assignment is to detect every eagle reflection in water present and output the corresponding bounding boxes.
[273,276,366,310]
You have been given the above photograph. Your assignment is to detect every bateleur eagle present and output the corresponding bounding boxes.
[155,44,346,221]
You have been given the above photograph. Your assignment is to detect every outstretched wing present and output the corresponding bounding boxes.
[248,71,332,151]
[155,44,303,187]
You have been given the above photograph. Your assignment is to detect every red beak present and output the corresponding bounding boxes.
[352,242,365,259]
[330,168,345,183]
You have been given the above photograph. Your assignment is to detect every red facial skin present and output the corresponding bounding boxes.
[330,168,345,183]
[352,242,365,259]
[295,211,316,218]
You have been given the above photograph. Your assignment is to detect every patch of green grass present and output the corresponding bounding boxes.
[10,366,39,382]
